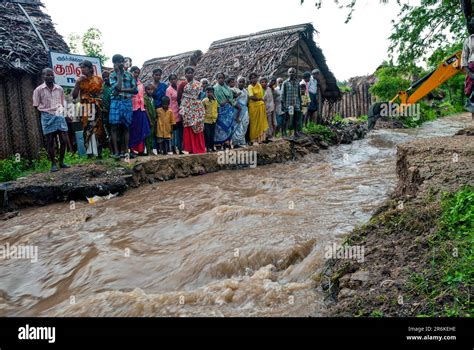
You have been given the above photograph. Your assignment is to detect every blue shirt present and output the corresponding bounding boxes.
[110,70,137,100]
[153,82,169,108]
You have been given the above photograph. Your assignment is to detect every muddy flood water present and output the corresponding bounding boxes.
[0,114,471,317]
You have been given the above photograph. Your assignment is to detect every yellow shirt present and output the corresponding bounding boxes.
[202,97,218,124]
[156,108,176,139]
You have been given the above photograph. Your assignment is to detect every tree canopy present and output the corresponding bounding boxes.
[67,28,109,65]
[301,0,466,65]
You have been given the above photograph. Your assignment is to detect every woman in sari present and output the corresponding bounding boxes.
[72,60,105,158]
[213,72,240,149]
[232,77,250,147]
[180,66,206,154]
[166,74,182,154]
[248,72,269,145]
[129,66,151,156]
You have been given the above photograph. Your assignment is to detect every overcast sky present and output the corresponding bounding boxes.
[42,0,412,81]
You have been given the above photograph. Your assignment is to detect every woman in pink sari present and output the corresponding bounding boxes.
[129,66,150,156]
[180,67,206,154]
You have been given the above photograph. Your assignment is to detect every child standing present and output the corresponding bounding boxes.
[156,96,176,155]
[300,83,311,129]
[202,87,218,153]
[144,83,157,155]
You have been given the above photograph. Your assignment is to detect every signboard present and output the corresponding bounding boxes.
[49,51,103,88]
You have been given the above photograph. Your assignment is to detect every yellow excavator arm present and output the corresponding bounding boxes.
[368,50,464,130]
[391,50,463,105]
[368,0,471,130]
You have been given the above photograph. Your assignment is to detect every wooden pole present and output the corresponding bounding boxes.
[297,36,300,78]
[17,3,49,52]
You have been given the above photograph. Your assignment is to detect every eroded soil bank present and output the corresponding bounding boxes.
[322,127,474,317]
[0,123,367,215]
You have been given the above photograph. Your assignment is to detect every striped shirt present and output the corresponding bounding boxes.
[32,83,65,115]
[110,70,137,100]
[281,79,302,112]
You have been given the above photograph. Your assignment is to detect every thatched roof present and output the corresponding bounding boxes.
[0,0,69,76]
[140,50,203,84]
[195,23,341,102]
[347,75,377,89]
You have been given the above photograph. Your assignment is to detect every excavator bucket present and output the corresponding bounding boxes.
[368,102,387,130]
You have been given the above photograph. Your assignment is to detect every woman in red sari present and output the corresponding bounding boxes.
[180,67,206,154]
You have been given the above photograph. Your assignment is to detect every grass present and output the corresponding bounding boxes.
[331,115,350,126]
[0,148,119,183]
[331,187,472,317]
[302,122,336,143]
[406,186,473,317]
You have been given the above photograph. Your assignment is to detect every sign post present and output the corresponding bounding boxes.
[49,51,103,88]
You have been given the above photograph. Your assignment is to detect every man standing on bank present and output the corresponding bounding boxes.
[33,68,70,172]
[308,69,320,124]
[109,54,138,159]
[281,67,303,137]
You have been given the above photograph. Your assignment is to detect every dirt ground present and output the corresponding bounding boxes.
[322,129,474,316]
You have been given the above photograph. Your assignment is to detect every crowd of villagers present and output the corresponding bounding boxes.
[32,53,321,171]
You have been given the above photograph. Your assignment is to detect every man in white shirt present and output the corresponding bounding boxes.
[308,69,320,124]
[32,68,70,172]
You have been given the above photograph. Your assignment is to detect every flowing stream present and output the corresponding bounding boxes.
[0,114,470,317]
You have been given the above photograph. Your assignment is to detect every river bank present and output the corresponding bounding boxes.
[321,125,474,317]
[0,122,367,216]
[0,114,470,317]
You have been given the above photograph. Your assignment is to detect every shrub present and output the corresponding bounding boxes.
[303,122,336,142]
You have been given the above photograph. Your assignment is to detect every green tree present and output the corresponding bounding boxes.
[389,0,465,65]
[302,0,389,23]
[66,28,109,65]
[300,0,466,65]
[82,28,109,65]
[67,33,82,54]
[369,63,412,101]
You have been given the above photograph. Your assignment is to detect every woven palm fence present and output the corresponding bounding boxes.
[322,75,376,119]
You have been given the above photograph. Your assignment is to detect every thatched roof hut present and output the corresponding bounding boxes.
[0,0,69,160]
[195,23,341,103]
[140,50,203,85]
